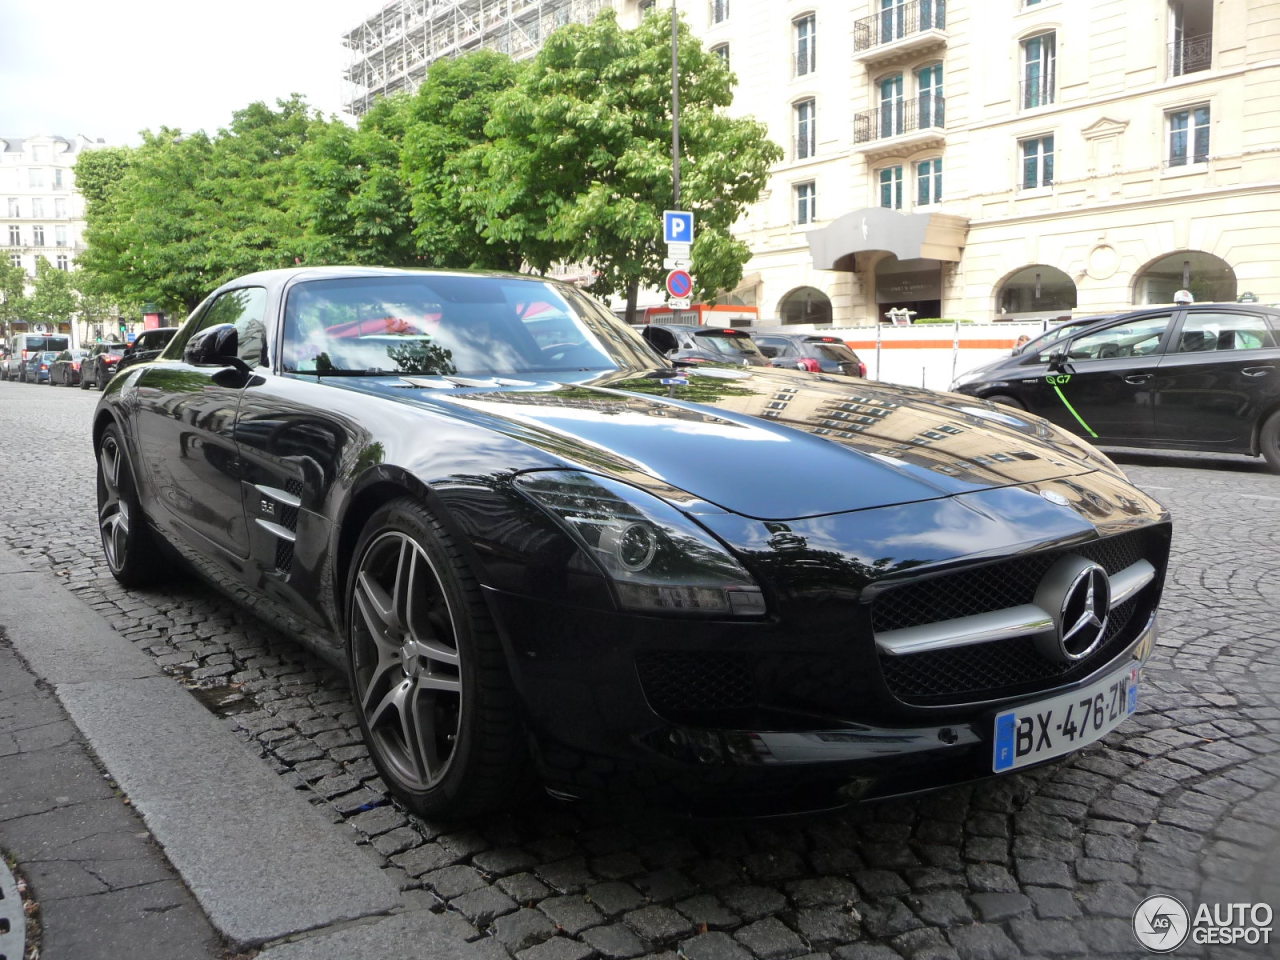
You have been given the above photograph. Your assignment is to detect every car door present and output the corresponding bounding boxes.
[131,287,267,565]
[1153,308,1280,449]
[1026,312,1173,442]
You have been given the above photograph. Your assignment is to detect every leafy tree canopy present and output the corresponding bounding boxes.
[28,257,79,327]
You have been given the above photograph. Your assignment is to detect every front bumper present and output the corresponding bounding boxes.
[485,575,1159,814]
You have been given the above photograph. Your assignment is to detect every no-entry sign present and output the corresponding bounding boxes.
[665,269,693,298]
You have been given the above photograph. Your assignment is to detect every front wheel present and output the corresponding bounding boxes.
[1260,411,1280,473]
[97,425,167,587]
[80,370,92,389]
[346,498,531,819]
[985,393,1026,411]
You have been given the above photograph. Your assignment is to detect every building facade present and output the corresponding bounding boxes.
[0,135,99,282]
[344,0,1280,324]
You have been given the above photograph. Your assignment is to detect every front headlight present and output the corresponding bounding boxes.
[514,470,766,617]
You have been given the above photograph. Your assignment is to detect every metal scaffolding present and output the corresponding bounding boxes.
[344,0,614,115]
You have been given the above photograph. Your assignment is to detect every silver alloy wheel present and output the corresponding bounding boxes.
[97,434,130,572]
[350,530,462,791]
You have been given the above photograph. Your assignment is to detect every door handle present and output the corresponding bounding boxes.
[1242,366,1275,378]
[1123,374,1153,384]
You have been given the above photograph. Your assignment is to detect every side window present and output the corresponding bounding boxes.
[1175,312,1274,353]
[1068,315,1171,361]
[643,327,679,354]
[165,287,268,365]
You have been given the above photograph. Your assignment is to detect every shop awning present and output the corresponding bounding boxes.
[808,208,969,269]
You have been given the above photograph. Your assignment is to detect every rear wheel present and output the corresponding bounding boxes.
[985,393,1025,411]
[96,425,167,587]
[80,368,92,389]
[346,498,531,818]
[1260,411,1280,473]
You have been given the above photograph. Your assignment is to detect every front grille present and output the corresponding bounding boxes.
[872,529,1153,633]
[285,478,304,497]
[872,529,1163,706]
[279,504,299,531]
[637,651,756,715]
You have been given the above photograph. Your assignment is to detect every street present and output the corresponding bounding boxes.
[0,378,1277,960]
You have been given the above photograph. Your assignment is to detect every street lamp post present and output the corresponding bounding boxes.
[671,1,680,209]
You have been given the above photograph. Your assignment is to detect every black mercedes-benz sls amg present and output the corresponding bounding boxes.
[94,267,1170,817]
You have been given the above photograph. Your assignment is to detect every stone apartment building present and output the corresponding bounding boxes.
[0,134,100,282]
[342,0,1280,325]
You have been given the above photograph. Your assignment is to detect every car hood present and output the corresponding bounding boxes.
[355,367,1118,521]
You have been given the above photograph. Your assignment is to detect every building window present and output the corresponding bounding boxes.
[879,74,904,138]
[6,198,18,218]
[917,63,943,128]
[32,225,45,246]
[8,253,20,269]
[31,198,43,218]
[880,0,906,44]
[794,14,815,76]
[1020,135,1054,188]
[916,157,942,205]
[53,168,63,189]
[55,225,68,247]
[1024,0,1043,5]
[711,0,728,24]
[794,180,817,224]
[54,198,66,218]
[7,226,19,246]
[31,145,47,162]
[1022,32,1056,108]
[55,254,69,270]
[795,98,816,159]
[1168,105,1210,166]
[27,168,44,189]
[1169,0,1212,76]
[711,43,729,68]
[879,165,904,209]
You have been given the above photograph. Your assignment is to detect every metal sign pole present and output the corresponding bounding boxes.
[671,2,680,209]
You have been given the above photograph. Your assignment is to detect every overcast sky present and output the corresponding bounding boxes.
[0,0,385,146]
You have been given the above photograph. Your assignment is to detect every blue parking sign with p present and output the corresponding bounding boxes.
[663,210,694,245]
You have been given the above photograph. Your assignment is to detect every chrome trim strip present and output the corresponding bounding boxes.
[877,604,1055,656]
[1108,559,1155,608]
[254,518,296,542]
[253,483,301,509]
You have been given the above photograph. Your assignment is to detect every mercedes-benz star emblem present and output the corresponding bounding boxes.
[1033,556,1112,664]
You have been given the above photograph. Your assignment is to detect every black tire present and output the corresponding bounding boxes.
[985,393,1026,411]
[346,497,532,818]
[96,425,167,587]
[80,369,92,389]
[1260,410,1280,473]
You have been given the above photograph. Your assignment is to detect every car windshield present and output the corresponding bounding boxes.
[809,343,859,363]
[692,331,764,358]
[282,275,656,377]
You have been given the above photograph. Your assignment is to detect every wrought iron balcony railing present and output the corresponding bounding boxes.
[1169,33,1212,76]
[1020,75,1056,110]
[854,0,946,51]
[854,95,945,145]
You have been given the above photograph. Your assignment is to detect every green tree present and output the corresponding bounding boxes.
[0,259,28,348]
[482,9,781,321]
[28,257,79,330]
[400,50,526,270]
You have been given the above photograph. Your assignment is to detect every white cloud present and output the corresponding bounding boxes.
[0,0,380,145]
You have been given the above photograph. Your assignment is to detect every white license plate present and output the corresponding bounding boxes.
[992,664,1139,772]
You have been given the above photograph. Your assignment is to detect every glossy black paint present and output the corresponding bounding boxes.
[954,303,1280,459]
[95,267,1173,811]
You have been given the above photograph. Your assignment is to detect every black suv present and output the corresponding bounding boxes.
[635,323,771,367]
[951,303,1280,470]
[115,327,179,377]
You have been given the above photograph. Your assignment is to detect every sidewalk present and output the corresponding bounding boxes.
[0,546,483,960]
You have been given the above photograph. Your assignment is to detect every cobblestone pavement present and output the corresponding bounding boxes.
[1,380,1276,960]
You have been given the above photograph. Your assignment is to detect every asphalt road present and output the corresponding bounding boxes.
[0,378,1276,960]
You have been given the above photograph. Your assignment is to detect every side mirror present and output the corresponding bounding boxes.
[184,323,251,374]
[1046,348,1071,374]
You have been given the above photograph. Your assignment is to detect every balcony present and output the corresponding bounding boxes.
[854,95,945,152]
[1169,33,1212,76]
[853,0,947,67]
[1020,76,1056,111]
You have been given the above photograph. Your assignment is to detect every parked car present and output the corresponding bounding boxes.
[6,333,70,381]
[22,351,58,384]
[951,302,1280,471]
[81,343,129,390]
[753,332,867,377]
[114,327,178,377]
[94,267,1170,818]
[634,322,771,367]
[1010,314,1119,357]
[50,348,92,386]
